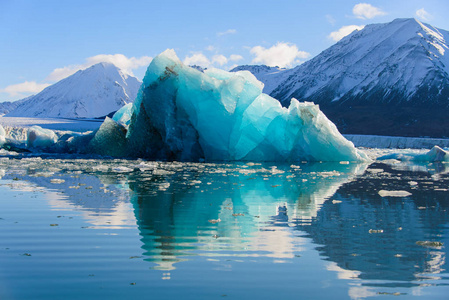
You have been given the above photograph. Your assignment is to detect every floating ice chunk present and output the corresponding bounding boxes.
[377,146,449,162]
[27,126,58,149]
[420,146,449,161]
[112,103,133,126]
[50,178,66,184]
[88,117,127,157]
[0,124,5,146]
[126,49,368,162]
[60,131,95,154]
[111,166,134,173]
[378,190,412,197]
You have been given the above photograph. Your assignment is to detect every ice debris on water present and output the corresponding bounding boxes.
[378,146,449,162]
[0,124,6,146]
[416,241,443,248]
[26,126,58,149]
[378,190,412,197]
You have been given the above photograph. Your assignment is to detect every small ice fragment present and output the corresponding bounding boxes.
[50,179,65,184]
[208,218,221,224]
[112,167,133,173]
[378,190,412,197]
[367,169,383,173]
[158,182,170,191]
[416,241,443,248]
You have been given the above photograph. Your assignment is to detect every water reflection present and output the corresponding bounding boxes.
[295,162,449,291]
[127,162,367,271]
[1,156,448,296]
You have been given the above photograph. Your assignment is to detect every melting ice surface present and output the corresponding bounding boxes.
[0,156,448,299]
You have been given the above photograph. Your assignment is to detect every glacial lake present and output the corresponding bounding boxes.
[0,154,448,299]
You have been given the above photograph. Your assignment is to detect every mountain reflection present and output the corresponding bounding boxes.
[295,163,449,286]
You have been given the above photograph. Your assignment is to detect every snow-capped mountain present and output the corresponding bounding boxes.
[0,100,21,116]
[6,63,141,119]
[230,65,290,94]
[270,18,449,107]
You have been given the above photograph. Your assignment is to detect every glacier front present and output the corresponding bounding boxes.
[124,50,367,162]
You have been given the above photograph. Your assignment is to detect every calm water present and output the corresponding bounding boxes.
[0,155,448,299]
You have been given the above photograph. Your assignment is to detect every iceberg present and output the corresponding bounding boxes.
[26,125,58,149]
[112,103,133,126]
[88,117,127,157]
[377,146,449,162]
[125,49,368,162]
[0,124,5,146]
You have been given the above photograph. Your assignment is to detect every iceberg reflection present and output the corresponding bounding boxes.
[127,162,367,270]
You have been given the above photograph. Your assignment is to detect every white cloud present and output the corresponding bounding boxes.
[217,29,237,36]
[205,45,216,51]
[183,53,211,67]
[353,3,386,19]
[229,54,243,62]
[328,25,365,42]
[184,52,244,68]
[212,54,228,66]
[416,8,432,21]
[46,54,152,81]
[1,81,51,97]
[250,42,310,68]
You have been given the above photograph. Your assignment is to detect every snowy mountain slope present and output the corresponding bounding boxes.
[269,18,449,106]
[263,18,449,137]
[1,101,20,116]
[6,63,141,119]
[271,18,449,106]
[230,65,292,94]
[0,96,31,116]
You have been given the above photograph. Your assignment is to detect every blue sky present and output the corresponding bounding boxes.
[1,0,448,102]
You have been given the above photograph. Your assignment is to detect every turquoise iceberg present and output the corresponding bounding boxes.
[125,49,367,162]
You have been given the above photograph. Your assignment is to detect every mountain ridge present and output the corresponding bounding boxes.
[5,62,141,119]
